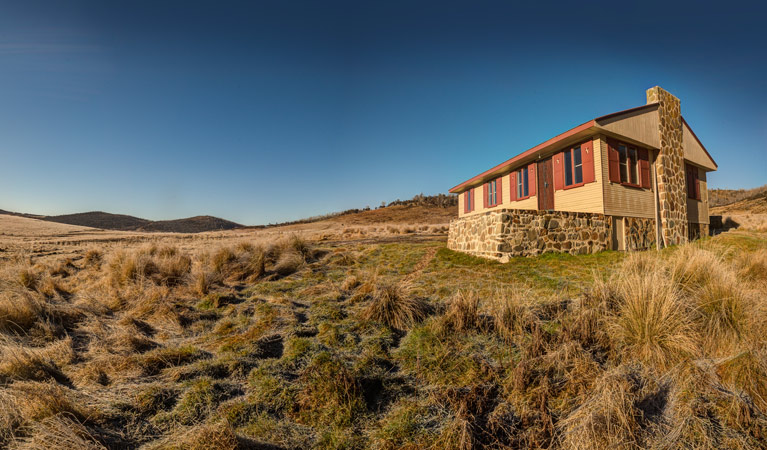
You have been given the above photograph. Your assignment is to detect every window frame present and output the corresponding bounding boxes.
[686,164,701,200]
[516,167,531,200]
[487,179,498,207]
[465,189,473,212]
[563,145,586,190]
[615,141,642,188]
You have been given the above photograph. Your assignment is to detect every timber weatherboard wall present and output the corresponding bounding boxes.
[552,136,604,214]
[601,136,657,219]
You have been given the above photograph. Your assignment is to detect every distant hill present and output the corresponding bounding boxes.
[138,215,242,233]
[44,211,152,231]
[0,210,242,233]
[711,189,767,215]
[709,185,767,207]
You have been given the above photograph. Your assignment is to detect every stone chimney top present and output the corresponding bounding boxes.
[646,86,679,106]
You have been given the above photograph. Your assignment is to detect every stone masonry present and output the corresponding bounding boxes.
[624,217,657,251]
[448,209,611,261]
[647,86,688,247]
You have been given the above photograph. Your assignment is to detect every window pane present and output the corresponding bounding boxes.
[564,150,572,186]
[517,170,522,198]
[523,167,529,197]
[629,148,639,184]
[574,147,583,184]
[618,145,628,183]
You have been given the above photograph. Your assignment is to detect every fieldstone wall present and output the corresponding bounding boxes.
[688,222,709,241]
[647,86,688,246]
[624,217,656,251]
[448,209,611,261]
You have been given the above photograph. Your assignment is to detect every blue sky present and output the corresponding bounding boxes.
[0,1,765,225]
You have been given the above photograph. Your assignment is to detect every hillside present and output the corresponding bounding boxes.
[709,184,767,207]
[43,211,152,230]
[0,210,242,234]
[138,215,242,233]
[711,189,767,215]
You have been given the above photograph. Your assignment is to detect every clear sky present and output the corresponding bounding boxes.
[1,1,765,225]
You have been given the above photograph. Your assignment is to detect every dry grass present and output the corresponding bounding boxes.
[0,217,764,448]
[609,267,698,371]
[362,282,429,329]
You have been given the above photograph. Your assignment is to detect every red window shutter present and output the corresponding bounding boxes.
[483,183,488,208]
[463,191,468,213]
[694,167,701,200]
[638,148,651,189]
[510,171,517,201]
[607,140,621,183]
[581,139,595,183]
[528,163,537,196]
[553,152,564,190]
[497,177,502,205]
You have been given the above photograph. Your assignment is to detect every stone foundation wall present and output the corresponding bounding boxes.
[624,217,656,251]
[448,209,611,261]
[688,222,709,241]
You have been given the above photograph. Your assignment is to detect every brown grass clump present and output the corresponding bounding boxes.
[362,282,429,329]
[0,288,43,333]
[273,251,304,277]
[0,338,73,382]
[488,286,535,343]
[737,248,767,282]
[11,414,106,450]
[83,249,103,268]
[608,268,698,371]
[558,365,651,450]
[437,290,482,333]
[145,422,239,450]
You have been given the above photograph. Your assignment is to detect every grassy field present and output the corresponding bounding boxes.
[0,212,766,449]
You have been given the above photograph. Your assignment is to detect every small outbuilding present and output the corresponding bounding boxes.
[448,86,717,260]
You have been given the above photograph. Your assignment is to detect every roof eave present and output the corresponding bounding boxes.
[449,120,597,193]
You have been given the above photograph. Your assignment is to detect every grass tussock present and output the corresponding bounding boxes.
[609,266,698,371]
[362,282,429,329]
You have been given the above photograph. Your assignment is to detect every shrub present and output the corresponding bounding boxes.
[362,282,428,330]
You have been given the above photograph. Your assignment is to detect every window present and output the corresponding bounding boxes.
[488,180,497,206]
[464,189,473,212]
[564,146,583,187]
[686,164,700,200]
[618,143,639,185]
[517,167,529,198]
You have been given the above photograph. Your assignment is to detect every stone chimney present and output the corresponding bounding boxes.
[647,86,687,246]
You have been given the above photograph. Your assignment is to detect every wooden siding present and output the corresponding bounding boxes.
[687,170,709,224]
[600,135,657,219]
[683,122,717,170]
[459,175,538,217]
[596,106,660,149]
[552,136,604,214]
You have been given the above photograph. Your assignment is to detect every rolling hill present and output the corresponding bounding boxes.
[0,210,242,233]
